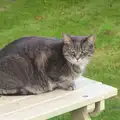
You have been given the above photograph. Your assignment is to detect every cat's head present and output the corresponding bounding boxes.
[62,33,95,65]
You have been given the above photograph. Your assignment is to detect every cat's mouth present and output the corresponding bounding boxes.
[67,58,82,65]
[67,57,90,66]
[74,59,82,64]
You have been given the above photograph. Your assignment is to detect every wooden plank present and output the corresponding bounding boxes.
[0,83,117,120]
[74,76,102,89]
[89,100,105,117]
[72,106,91,120]
[0,96,30,106]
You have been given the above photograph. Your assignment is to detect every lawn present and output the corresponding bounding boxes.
[0,0,120,120]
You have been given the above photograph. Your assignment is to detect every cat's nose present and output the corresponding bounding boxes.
[76,57,79,61]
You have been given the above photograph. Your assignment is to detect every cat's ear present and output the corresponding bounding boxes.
[86,35,96,44]
[62,33,72,45]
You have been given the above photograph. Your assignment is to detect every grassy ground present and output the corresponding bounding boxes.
[0,0,120,120]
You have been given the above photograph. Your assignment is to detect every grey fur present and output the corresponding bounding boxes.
[0,34,95,95]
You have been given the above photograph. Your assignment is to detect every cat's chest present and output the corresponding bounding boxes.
[71,59,89,76]
[60,66,81,81]
[69,63,87,77]
[70,65,81,76]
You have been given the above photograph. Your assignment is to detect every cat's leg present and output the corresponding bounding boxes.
[23,70,53,94]
[24,85,46,95]
[0,88,30,95]
[0,55,33,95]
[24,78,56,95]
[56,77,76,91]
[0,89,18,95]
[31,52,55,94]
[48,80,58,91]
[0,71,25,95]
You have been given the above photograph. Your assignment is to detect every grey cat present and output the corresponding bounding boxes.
[0,34,95,95]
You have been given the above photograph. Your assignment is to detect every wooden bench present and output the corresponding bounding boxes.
[0,76,117,120]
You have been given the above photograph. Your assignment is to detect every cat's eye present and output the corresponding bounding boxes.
[71,50,76,56]
[71,50,75,54]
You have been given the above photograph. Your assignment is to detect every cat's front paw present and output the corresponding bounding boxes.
[66,83,76,91]
[57,80,76,91]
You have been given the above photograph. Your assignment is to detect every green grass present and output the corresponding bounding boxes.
[0,0,120,120]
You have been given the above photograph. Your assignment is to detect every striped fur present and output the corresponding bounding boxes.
[0,34,95,95]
